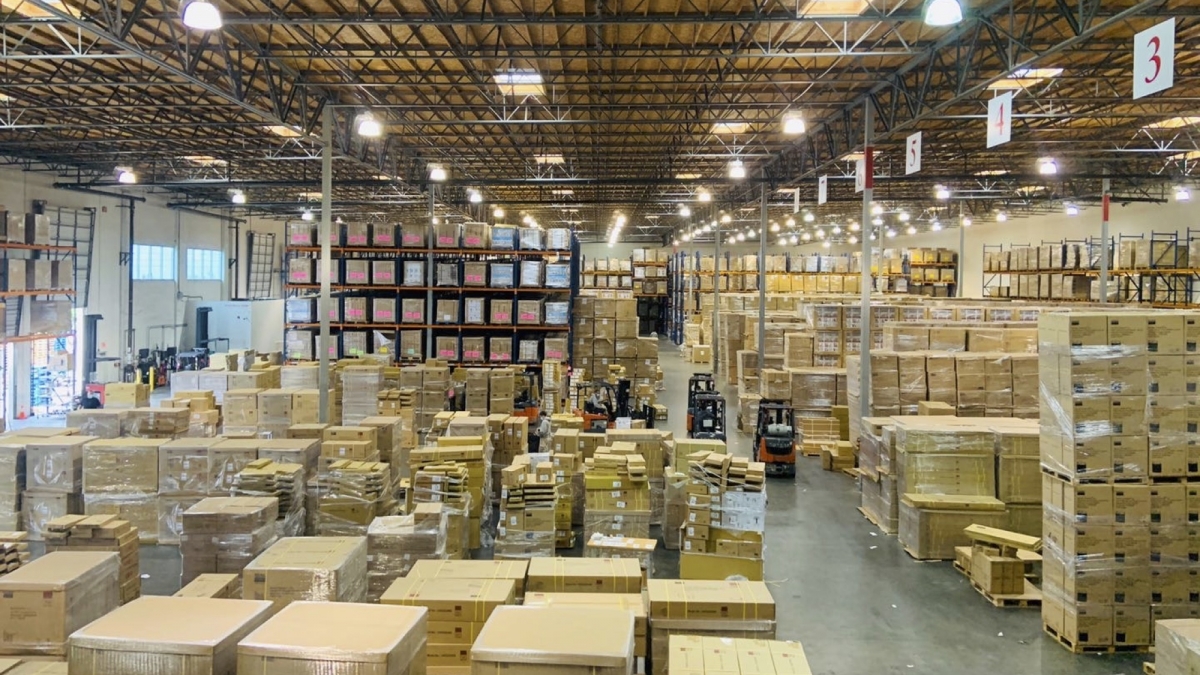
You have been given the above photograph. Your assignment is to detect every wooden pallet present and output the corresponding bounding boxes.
[970,579,1042,608]
[856,506,896,535]
[1043,623,1152,655]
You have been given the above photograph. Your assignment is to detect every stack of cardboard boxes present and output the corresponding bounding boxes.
[679,451,767,580]
[81,438,160,543]
[341,365,383,425]
[495,462,558,560]
[572,297,659,389]
[0,551,121,657]
[646,580,776,675]
[584,449,650,539]
[400,362,452,431]
[179,496,278,585]
[1039,311,1200,651]
[381,575,516,670]
[314,460,393,536]
[0,439,24,531]
[233,459,306,537]
[366,503,448,601]
[240,536,368,610]
[24,435,93,541]
[157,437,221,544]
[44,515,140,604]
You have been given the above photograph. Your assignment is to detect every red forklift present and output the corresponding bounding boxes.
[686,373,716,434]
[753,400,797,478]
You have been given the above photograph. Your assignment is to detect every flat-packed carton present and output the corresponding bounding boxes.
[523,592,648,657]
[407,559,529,598]
[26,436,94,493]
[470,606,634,675]
[241,537,368,610]
[525,557,641,594]
[159,437,220,496]
[67,595,273,675]
[82,438,159,494]
[238,601,427,675]
[0,551,121,655]
[174,573,241,599]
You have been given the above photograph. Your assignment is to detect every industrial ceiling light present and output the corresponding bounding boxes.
[1037,157,1058,175]
[832,226,842,235]
[721,215,732,224]
[728,160,746,180]
[673,239,680,246]
[335,216,344,225]
[1176,186,1191,202]
[871,216,883,226]
[682,233,691,242]
[785,218,795,228]
[428,164,447,182]
[886,228,897,238]
[534,154,565,165]
[803,212,815,223]
[906,225,917,235]
[301,209,314,222]
[180,0,222,30]
[871,204,883,216]
[356,113,382,138]
[898,211,910,222]
[494,70,544,97]
[702,223,712,233]
[697,190,712,203]
[230,190,246,204]
[679,205,692,218]
[816,228,826,239]
[712,122,750,135]
[115,167,137,184]
[848,235,858,244]
[1065,203,1079,216]
[468,190,483,204]
[931,220,942,231]
[923,0,962,26]
[849,222,860,232]
[822,240,831,249]
[778,237,788,246]
[782,111,806,135]
[800,233,810,242]
[493,207,505,219]
[935,185,950,200]
[962,217,972,227]
[748,229,757,238]
[787,234,798,245]
[996,211,1008,222]
[736,232,746,241]
[432,216,441,225]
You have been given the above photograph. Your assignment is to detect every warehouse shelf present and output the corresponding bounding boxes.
[1,331,76,344]
[0,289,75,298]
[0,243,77,253]
[285,322,569,331]
[287,246,570,258]
[285,284,571,293]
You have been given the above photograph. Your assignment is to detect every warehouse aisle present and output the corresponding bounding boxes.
[654,339,1143,675]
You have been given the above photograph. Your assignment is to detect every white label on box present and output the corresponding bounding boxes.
[613,514,625,522]
[611,490,620,498]
[616,501,626,509]
[612,480,622,488]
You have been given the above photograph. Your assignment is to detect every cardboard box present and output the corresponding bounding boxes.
[0,551,121,655]
[380,576,515,622]
[646,579,775,620]
[238,601,427,675]
[26,436,93,493]
[174,573,241,599]
[242,537,368,610]
[68,595,273,674]
[407,559,529,598]
[523,592,647,656]
[526,558,642,594]
[470,606,634,675]
[83,438,160,494]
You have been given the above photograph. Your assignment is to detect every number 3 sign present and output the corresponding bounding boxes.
[1133,18,1175,99]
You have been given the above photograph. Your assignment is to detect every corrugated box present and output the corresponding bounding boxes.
[526,557,641,594]
[241,537,368,610]
[470,606,633,675]
[0,551,121,656]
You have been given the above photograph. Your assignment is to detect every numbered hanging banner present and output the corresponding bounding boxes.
[818,175,828,204]
[905,131,922,175]
[986,92,1013,148]
[1134,18,1175,99]
[854,160,865,193]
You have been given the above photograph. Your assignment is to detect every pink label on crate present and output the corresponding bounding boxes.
[519,312,536,321]
[376,310,394,321]
[347,235,367,245]
[491,353,511,362]
[466,274,483,283]
[289,234,309,245]
[402,234,422,245]
[288,272,309,282]
[437,236,455,245]
[546,349,563,359]
[347,271,367,282]
[438,349,456,358]
[404,312,422,321]
[495,312,510,322]
[376,235,395,246]
[346,309,365,320]
[464,350,482,360]
[374,273,394,284]
[464,236,481,246]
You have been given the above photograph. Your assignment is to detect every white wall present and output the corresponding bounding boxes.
[0,167,284,413]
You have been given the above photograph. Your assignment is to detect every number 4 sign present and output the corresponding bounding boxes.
[1134,18,1175,99]
[905,132,922,175]
[986,92,1013,148]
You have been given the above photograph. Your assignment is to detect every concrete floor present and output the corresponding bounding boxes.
[37,341,1147,673]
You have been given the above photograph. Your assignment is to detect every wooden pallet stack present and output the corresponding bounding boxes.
[0,531,29,576]
[952,524,1043,609]
[44,514,140,604]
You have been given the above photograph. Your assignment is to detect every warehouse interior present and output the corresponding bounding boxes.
[0,0,1195,673]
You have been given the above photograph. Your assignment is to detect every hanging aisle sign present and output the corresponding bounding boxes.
[818,175,828,204]
[986,92,1013,148]
[1133,18,1175,99]
[854,160,865,193]
[905,131,922,175]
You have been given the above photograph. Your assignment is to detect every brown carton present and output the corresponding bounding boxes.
[407,559,529,598]
[83,438,160,494]
[380,576,515,621]
[0,551,121,655]
[241,537,368,610]
[646,579,775,620]
[67,595,273,674]
[526,557,641,594]
[470,606,633,675]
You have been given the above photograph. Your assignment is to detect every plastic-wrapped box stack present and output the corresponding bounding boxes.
[313,460,393,536]
[604,429,666,525]
[678,451,766,580]
[342,365,383,426]
[124,407,189,439]
[646,580,776,675]
[430,418,496,548]
[584,448,650,539]
[81,438,159,543]
[381,575,516,671]
[179,496,278,585]
[157,437,221,545]
[410,462,471,559]
[240,536,367,610]
[0,551,121,657]
[233,459,305,537]
[571,297,654,385]
[0,440,24,531]
[67,596,273,675]
[64,410,126,439]
[470,606,635,675]
[44,515,140,604]
[494,462,558,560]
[583,534,657,581]
[523,592,649,659]
[24,435,93,541]
[1039,311,1198,652]
[407,558,529,601]
[365,503,448,601]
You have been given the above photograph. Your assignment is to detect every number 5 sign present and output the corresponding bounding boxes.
[905,131,922,175]
[1134,18,1175,99]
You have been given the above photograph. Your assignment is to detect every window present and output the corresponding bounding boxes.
[132,245,176,281]
[187,248,225,281]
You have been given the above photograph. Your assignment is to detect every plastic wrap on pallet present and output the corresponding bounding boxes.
[0,552,121,656]
[584,510,651,540]
[1156,620,1200,673]
[83,493,159,543]
[64,410,126,439]
[366,510,448,601]
[241,537,367,610]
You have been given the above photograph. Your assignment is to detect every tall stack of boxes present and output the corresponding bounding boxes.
[0,440,24,531]
[157,437,221,544]
[679,451,767,580]
[0,551,121,657]
[314,460,393,536]
[179,496,278,585]
[24,435,92,541]
[572,297,658,384]
[495,462,558,560]
[81,438,160,543]
[366,504,448,601]
[381,575,516,670]
[583,448,650,539]
[44,515,140,604]
[646,580,776,675]
[342,365,383,425]
[1038,311,1196,651]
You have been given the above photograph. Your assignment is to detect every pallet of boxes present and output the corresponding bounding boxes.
[44,515,140,604]
[0,551,121,657]
[494,460,560,560]
[408,417,495,554]
[679,451,767,580]
[314,425,395,536]
[646,579,777,675]
[584,446,651,540]
[1039,311,1197,654]
[366,503,449,601]
[24,435,93,541]
[179,496,278,585]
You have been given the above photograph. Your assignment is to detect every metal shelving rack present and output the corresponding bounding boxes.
[284,228,577,368]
